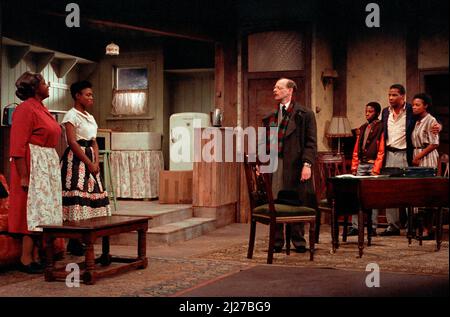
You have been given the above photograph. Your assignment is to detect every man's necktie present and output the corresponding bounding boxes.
[281,105,287,117]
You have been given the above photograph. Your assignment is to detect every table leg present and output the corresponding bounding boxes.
[83,237,96,285]
[138,228,148,269]
[331,199,338,253]
[358,209,364,258]
[44,234,55,282]
[342,216,348,243]
[417,210,424,246]
[407,207,414,245]
[100,236,112,266]
[309,221,315,261]
[367,209,372,247]
[436,207,443,251]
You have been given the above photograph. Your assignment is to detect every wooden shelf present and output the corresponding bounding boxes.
[2,37,95,78]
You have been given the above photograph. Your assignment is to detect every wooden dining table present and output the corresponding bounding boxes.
[328,176,449,257]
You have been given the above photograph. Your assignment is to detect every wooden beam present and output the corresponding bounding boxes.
[214,42,225,109]
[50,58,78,78]
[41,11,215,43]
[406,23,419,99]
[214,39,238,126]
[223,38,238,127]
[5,45,30,68]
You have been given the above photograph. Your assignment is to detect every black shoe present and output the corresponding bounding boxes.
[347,228,359,236]
[379,228,400,236]
[17,262,44,274]
[67,239,86,256]
[273,246,283,253]
[294,246,307,253]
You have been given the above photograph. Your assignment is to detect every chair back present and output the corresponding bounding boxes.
[438,153,449,178]
[314,152,346,203]
[243,154,276,216]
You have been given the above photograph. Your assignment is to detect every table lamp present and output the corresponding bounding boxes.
[326,116,352,153]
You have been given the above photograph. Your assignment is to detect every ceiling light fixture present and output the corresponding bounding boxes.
[105,42,119,56]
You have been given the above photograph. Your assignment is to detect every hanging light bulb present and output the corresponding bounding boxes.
[105,42,119,56]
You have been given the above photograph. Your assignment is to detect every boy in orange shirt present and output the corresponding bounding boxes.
[348,102,385,236]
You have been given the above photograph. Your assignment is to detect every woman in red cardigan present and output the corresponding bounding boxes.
[8,71,62,274]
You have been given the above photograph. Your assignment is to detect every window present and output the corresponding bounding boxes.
[112,67,149,116]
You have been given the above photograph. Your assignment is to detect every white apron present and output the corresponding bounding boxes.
[26,143,63,231]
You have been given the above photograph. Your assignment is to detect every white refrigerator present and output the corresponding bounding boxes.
[169,112,211,170]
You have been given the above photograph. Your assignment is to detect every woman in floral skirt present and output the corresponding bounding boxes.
[60,80,111,255]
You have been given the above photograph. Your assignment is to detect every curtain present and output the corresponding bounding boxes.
[110,150,164,199]
[112,90,147,115]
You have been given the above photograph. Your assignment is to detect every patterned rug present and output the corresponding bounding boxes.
[194,231,449,276]
[0,255,251,297]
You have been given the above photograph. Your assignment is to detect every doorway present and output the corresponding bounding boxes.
[421,70,449,155]
[247,76,306,128]
[239,29,311,223]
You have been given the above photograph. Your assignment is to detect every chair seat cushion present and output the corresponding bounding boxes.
[254,204,316,217]
[318,199,330,208]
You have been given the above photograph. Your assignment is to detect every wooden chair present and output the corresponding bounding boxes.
[438,153,449,229]
[313,152,347,243]
[243,155,316,264]
[438,153,449,178]
[416,153,450,244]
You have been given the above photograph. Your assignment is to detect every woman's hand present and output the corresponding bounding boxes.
[87,162,99,174]
[412,156,421,166]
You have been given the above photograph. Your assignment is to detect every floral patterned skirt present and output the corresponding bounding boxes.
[27,144,63,231]
[60,145,111,221]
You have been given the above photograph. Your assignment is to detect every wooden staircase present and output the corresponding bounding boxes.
[109,200,217,245]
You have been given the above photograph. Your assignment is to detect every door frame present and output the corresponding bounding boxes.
[241,25,312,130]
[419,67,449,91]
[419,67,449,155]
[238,25,312,223]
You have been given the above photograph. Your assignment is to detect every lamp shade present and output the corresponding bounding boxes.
[106,42,119,56]
[326,116,352,137]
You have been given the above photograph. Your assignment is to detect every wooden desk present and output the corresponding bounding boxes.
[329,177,449,257]
[41,215,150,285]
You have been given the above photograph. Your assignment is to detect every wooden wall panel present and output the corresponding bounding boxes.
[166,70,214,116]
[193,128,239,207]
[159,170,193,204]
[94,50,162,133]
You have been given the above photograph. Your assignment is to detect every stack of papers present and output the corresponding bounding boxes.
[335,174,389,178]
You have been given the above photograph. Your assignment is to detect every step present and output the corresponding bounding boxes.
[112,202,192,228]
[148,217,216,244]
[108,217,216,246]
